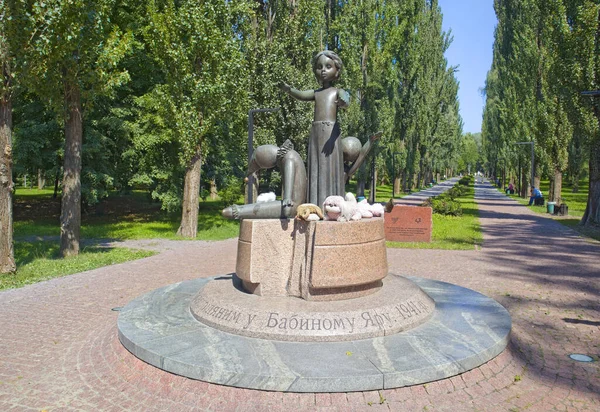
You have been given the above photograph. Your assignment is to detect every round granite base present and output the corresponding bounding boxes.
[117,275,511,393]
[190,274,435,342]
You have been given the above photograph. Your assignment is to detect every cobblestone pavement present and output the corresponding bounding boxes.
[1,180,598,411]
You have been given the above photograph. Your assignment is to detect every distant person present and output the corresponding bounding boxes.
[506,183,514,194]
[528,187,543,205]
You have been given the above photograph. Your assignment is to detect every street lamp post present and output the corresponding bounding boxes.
[368,155,376,203]
[391,151,401,199]
[247,108,279,204]
[515,141,535,190]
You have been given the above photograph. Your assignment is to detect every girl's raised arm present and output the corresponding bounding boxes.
[336,89,350,108]
[278,82,315,101]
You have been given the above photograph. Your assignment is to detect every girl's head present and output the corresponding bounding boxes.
[312,51,343,84]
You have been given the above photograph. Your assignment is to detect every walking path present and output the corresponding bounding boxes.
[1,180,599,411]
[388,176,459,206]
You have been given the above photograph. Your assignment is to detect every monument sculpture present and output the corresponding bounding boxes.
[117,50,511,393]
[279,50,348,207]
[224,51,381,220]
[221,139,306,220]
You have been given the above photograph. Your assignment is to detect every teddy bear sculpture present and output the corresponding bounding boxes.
[323,195,362,222]
[295,203,325,221]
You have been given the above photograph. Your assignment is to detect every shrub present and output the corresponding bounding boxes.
[446,186,460,199]
[458,176,471,186]
[200,187,209,202]
[422,191,463,216]
[218,177,243,206]
[430,197,463,216]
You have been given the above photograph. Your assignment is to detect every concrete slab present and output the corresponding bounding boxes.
[118,275,511,392]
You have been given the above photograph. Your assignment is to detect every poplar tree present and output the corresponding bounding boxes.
[134,0,251,237]
[567,0,600,226]
[13,0,131,256]
[0,0,16,272]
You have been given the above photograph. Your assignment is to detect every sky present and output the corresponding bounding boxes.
[437,0,497,134]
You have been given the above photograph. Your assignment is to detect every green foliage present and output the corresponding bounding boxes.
[458,133,482,174]
[127,0,251,213]
[12,97,62,179]
[445,184,467,200]
[218,177,243,207]
[7,0,466,241]
[423,196,463,217]
[422,182,470,216]
[482,0,599,221]
[458,176,472,186]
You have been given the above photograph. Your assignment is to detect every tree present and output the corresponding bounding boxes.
[0,0,16,272]
[566,0,600,226]
[458,133,481,174]
[134,0,251,237]
[484,0,600,220]
[14,0,132,256]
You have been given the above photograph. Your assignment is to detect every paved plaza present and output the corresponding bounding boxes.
[1,181,598,411]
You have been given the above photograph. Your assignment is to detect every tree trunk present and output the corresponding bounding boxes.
[356,178,365,197]
[581,135,600,226]
[520,172,528,198]
[60,80,82,257]
[393,176,401,197]
[0,86,16,273]
[548,168,562,203]
[553,169,562,203]
[243,175,258,204]
[37,169,45,190]
[177,146,202,238]
[53,169,60,199]
[580,9,600,225]
[210,179,218,200]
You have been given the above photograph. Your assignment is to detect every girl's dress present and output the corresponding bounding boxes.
[307,120,345,207]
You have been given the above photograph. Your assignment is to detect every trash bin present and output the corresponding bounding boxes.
[547,202,556,214]
[556,204,568,216]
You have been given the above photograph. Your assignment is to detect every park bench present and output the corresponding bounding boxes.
[534,197,545,206]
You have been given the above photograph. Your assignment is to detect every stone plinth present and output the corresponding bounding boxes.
[384,205,433,242]
[190,274,435,342]
[118,275,512,392]
[236,218,388,301]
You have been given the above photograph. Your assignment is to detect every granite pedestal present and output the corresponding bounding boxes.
[118,217,511,392]
[118,275,511,392]
[190,274,435,342]
[237,218,388,300]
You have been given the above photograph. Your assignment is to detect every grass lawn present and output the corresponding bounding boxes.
[5,189,239,290]
[387,179,483,250]
[13,189,240,241]
[0,242,155,290]
[504,179,588,217]
[501,179,600,242]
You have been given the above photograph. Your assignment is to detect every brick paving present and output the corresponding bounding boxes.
[1,180,598,411]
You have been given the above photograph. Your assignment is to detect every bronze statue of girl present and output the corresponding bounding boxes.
[279,50,350,207]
